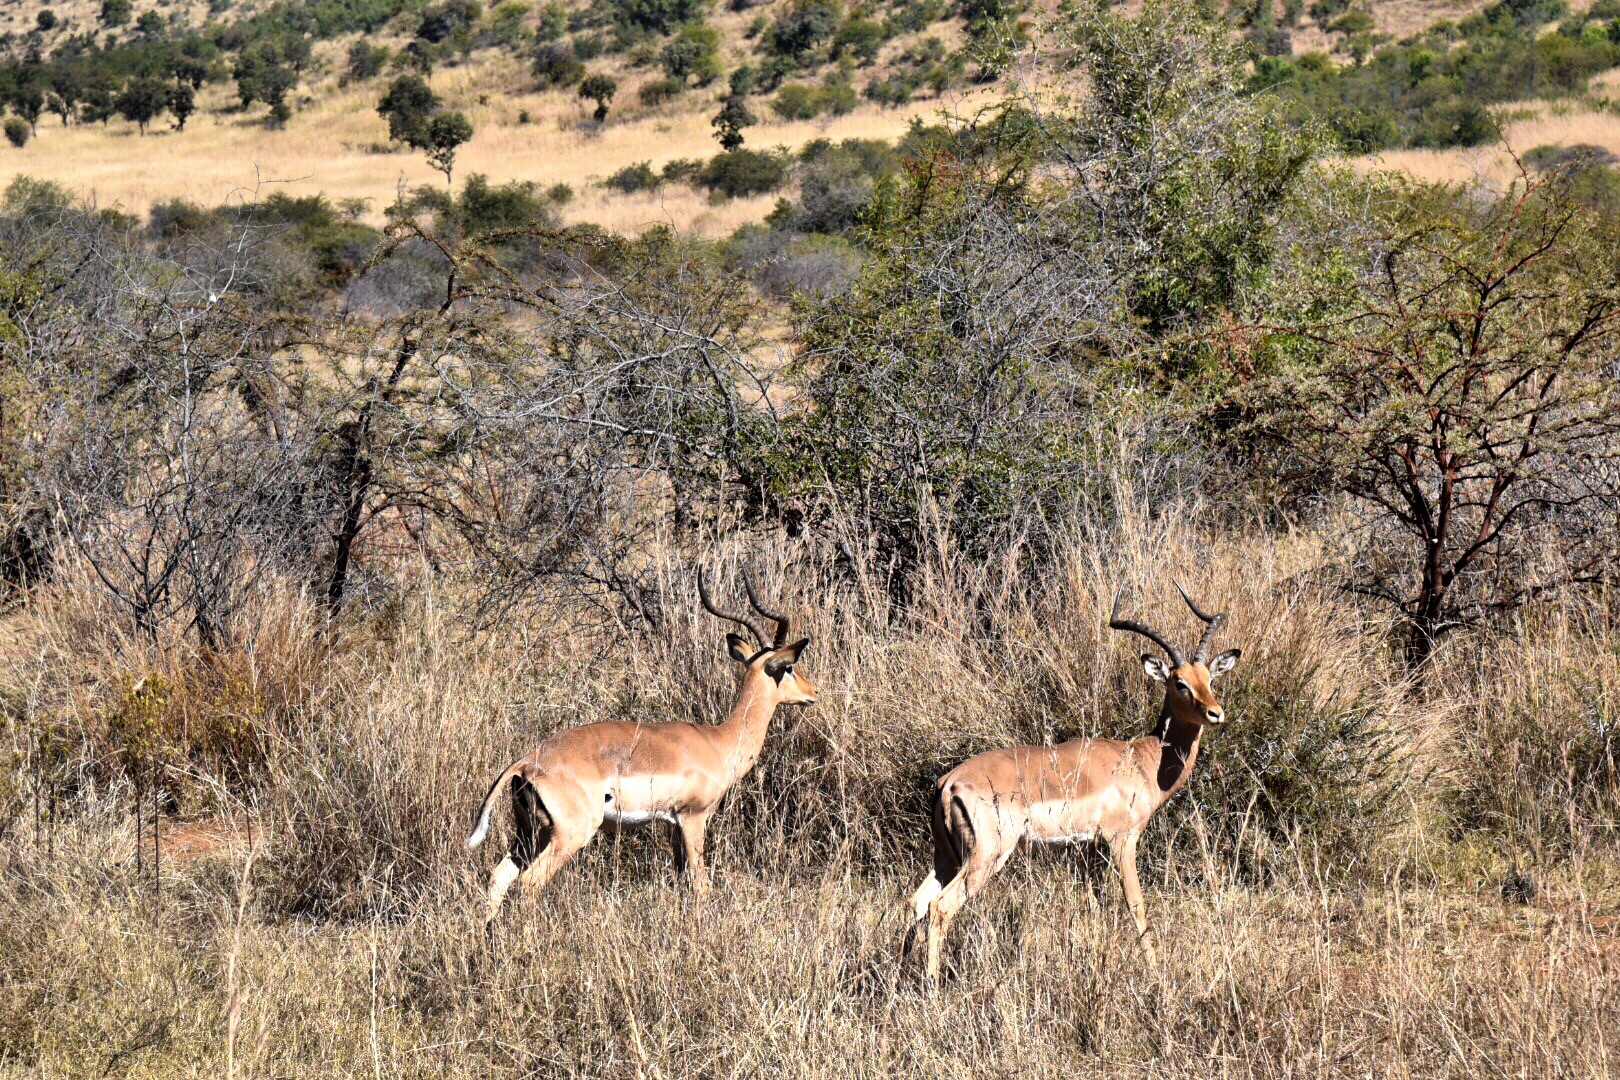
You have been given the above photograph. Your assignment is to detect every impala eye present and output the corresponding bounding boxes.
[783,664,794,675]
[1175,680,1190,695]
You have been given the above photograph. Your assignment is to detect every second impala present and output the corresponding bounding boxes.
[904,583,1242,978]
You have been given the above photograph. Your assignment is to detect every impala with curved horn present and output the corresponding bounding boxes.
[903,583,1241,978]
[467,569,816,925]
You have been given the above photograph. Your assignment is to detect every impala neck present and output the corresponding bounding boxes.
[1150,698,1203,808]
[715,671,777,778]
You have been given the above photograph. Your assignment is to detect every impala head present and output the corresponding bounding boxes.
[699,568,818,707]
[1110,581,1240,727]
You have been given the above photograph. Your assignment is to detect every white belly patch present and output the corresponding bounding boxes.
[1029,831,1094,846]
[602,791,677,828]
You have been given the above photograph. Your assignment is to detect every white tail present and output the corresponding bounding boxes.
[465,763,523,849]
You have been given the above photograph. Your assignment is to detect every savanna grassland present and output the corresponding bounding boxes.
[3,0,1620,1076]
[7,0,1620,230]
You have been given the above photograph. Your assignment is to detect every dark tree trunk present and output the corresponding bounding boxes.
[325,419,372,619]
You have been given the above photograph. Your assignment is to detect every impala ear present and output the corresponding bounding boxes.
[765,638,810,679]
[726,633,754,665]
[1142,654,1173,683]
[1207,648,1241,679]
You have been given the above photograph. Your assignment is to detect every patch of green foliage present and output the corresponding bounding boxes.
[1257,0,1620,151]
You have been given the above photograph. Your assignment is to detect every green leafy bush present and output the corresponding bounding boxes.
[639,76,685,105]
[533,42,586,87]
[698,148,789,196]
[607,160,661,192]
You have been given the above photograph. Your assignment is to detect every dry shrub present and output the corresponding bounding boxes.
[0,553,324,815]
[2,506,1619,1075]
[242,499,1440,921]
[1438,608,1620,858]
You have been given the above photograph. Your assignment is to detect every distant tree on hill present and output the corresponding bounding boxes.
[168,51,209,90]
[9,75,45,134]
[257,63,298,125]
[281,35,314,72]
[235,44,298,123]
[346,40,388,83]
[712,93,755,150]
[100,0,132,28]
[833,17,886,64]
[47,85,79,127]
[36,10,58,32]
[535,1,567,41]
[662,23,723,86]
[579,73,616,122]
[377,75,441,145]
[767,0,841,59]
[115,77,167,134]
[425,111,473,184]
[613,0,706,34]
[533,43,585,87]
[80,79,117,125]
[488,0,534,46]
[168,84,195,130]
[136,10,165,37]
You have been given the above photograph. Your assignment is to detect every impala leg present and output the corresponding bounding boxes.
[676,810,712,898]
[925,873,968,982]
[1113,831,1157,967]
[925,843,1016,981]
[486,776,553,930]
[518,823,593,901]
[903,872,943,958]
[486,855,523,928]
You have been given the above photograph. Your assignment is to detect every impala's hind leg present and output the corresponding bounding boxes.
[516,781,600,902]
[925,796,1018,981]
[904,871,943,958]
[904,791,959,959]
[486,774,555,927]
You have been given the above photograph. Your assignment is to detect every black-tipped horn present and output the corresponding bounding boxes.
[1173,578,1226,664]
[698,568,767,648]
[742,571,791,649]
[1109,584,1184,668]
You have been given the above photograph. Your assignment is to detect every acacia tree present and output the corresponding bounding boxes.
[1243,174,1620,665]
[712,93,754,150]
[168,83,195,130]
[318,217,780,623]
[578,74,616,122]
[115,77,167,134]
[377,75,440,144]
[425,111,473,185]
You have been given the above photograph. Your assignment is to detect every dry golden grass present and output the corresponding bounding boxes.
[0,13,994,235]
[3,813,1615,1078]
[1343,86,1620,187]
[2,495,1616,1075]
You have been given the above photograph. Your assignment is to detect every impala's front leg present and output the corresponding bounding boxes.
[677,810,713,897]
[1112,830,1157,967]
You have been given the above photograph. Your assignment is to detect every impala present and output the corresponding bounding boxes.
[467,570,816,925]
[904,584,1241,978]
